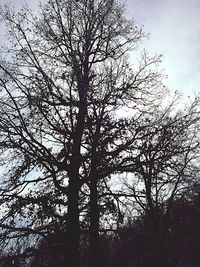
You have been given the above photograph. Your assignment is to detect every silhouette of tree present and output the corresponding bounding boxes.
[118,96,200,267]
[0,0,166,266]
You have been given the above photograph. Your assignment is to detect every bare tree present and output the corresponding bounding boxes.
[0,0,166,266]
[114,95,200,267]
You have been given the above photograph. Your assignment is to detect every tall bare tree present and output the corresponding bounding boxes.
[0,0,166,266]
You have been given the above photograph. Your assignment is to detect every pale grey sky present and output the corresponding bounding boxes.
[1,0,200,96]
[125,0,200,95]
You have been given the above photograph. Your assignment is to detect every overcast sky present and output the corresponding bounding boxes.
[1,0,200,96]
[126,0,200,96]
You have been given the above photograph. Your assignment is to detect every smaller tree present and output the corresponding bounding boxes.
[121,94,200,267]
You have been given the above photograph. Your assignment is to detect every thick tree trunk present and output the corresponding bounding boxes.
[145,212,169,267]
[147,234,169,267]
[65,106,87,267]
[65,124,84,267]
[65,175,80,267]
[89,175,101,267]
[63,52,88,267]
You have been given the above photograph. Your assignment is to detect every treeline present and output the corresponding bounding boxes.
[30,189,200,267]
[2,190,200,267]
[0,0,199,267]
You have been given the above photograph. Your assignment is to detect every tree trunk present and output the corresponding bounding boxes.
[144,208,170,267]
[65,82,87,266]
[89,174,101,267]
[146,217,169,267]
[64,175,80,267]
[147,234,169,267]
